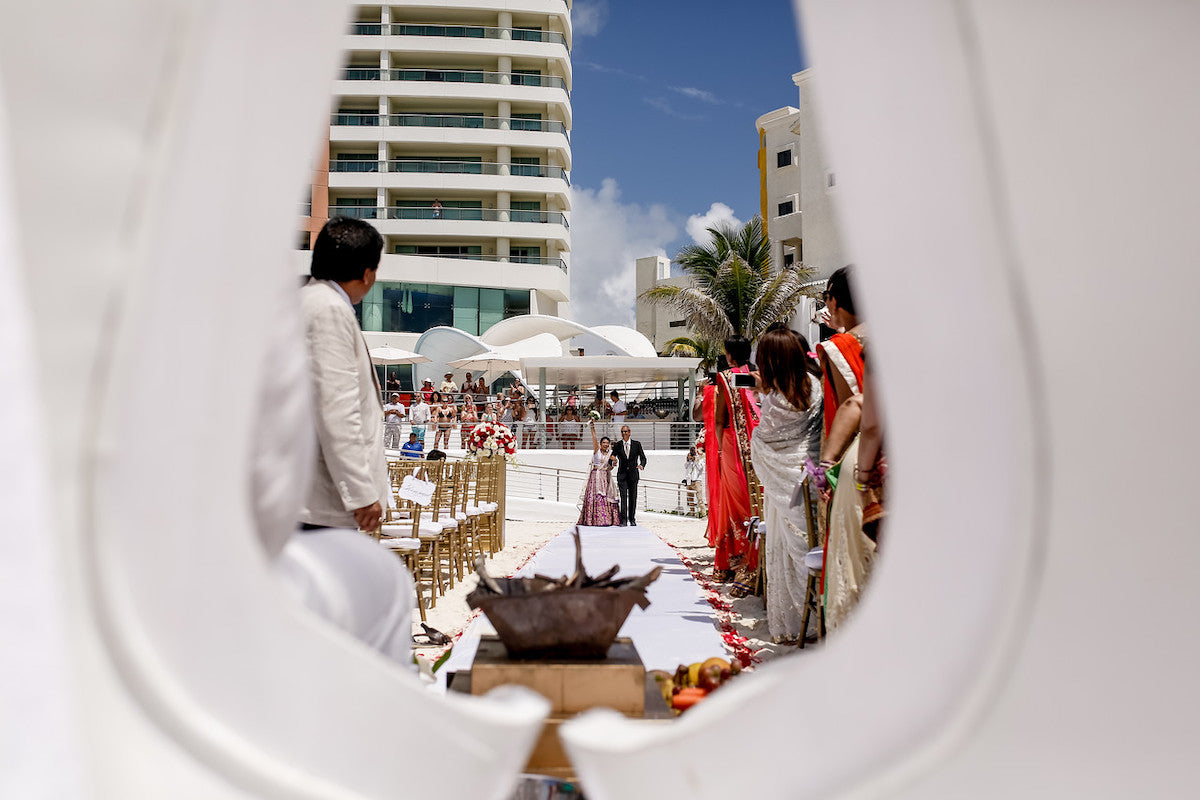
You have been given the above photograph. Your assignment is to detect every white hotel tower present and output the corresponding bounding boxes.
[302,1,573,345]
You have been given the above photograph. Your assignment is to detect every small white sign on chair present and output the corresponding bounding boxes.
[397,474,436,506]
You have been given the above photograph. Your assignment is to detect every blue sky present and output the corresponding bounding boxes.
[565,0,806,325]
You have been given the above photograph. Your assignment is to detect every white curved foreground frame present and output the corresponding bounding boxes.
[0,1,546,798]
[563,1,1200,798]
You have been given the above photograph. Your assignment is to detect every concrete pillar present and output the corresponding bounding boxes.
[497,144,511,175]
[498,56,511,84]
[497,190,510,223]
[538,367,547,448]
[498,11,512,34]
[498,100,511,129]
[497,238,510,260]
[379,48,389,80]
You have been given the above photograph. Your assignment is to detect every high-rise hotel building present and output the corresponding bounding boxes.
[302,1,573,344]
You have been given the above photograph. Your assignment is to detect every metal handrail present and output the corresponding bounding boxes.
[391,252,568,272]
[506,461,706,518]
[379,420,702,452]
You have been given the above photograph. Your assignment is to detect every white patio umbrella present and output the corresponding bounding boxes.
[446,351,522,374]
[368,345,429,366]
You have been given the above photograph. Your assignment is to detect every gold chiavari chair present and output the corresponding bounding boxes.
[798,477,826,648]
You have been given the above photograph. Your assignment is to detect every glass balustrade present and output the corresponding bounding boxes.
[332,113,567,135]
[327,160,568,183]
[348,22,569,47]
[326,206,569,227]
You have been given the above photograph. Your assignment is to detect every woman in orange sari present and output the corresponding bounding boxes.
[712,336,760,592]
[814,266,876,629]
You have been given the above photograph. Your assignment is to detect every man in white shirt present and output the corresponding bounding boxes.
[439,372,459,396]
[609,390,627,423]
[382,393,406,450]
[409,395,431,444]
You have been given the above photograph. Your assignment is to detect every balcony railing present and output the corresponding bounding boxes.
[392,252,568,272]
[329,206,569,228]
[350,22,569,47]
[329,159,569,184]
[341,67,569,92]
[330,112,569,136]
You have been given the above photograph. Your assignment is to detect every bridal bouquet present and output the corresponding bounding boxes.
[466,421,517,461]
[588,409,602,422]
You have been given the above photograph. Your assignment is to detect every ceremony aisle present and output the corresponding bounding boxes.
[438,522,727,679]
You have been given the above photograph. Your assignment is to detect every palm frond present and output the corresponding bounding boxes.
[660,336,723,372]
[747,265,812,338]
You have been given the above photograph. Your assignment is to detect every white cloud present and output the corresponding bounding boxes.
[643,96,705,121]
[685,202,742,247]
[569,179,678,327]
[671,86,721,105]
[572,1,609,37]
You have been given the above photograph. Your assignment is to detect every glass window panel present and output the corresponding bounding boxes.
[479,288,505,334]
[453,286,481,335]
[504,289,531,320]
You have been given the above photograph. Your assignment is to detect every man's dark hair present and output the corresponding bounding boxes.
[724,335,751,367]
[310,216,383,283]
[825,265,857,316]
[426,449,446,461]
[610,390,619,400]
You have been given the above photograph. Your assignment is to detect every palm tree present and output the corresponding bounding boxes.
[659,335,722,373]
[641,216,814,343]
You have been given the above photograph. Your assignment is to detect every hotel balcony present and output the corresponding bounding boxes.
[328,159,570,194]
[329,113,571,163]
[346,25,571,77]
[329,205,569,247]
[375,253,569,301]
[335,68,572,113]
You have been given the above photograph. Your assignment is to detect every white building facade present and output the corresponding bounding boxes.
[634,254,696,352]
[302,1,573,355]
[756,68,847,339]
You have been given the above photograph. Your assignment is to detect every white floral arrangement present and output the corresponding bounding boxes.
[588,409,602,422]
[466,421,517,461]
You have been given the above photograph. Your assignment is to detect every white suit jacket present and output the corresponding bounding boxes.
[298,279,387,527]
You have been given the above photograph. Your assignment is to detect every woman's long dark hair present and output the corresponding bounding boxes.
[757,327,816,411]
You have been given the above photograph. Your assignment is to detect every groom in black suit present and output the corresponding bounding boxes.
[613,425,647,526]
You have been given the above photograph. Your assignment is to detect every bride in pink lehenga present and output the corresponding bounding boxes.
[578,419,621,527]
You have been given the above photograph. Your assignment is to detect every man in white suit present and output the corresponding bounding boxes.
[298,217,387,532]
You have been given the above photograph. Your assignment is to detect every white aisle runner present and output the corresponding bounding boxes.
[441,525,725,681]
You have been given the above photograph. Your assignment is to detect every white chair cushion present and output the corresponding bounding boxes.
[380,537,420,553]
[379,524,413,537]
[417,522,446,538]
[804,547,824,571]
[420,514,457,529]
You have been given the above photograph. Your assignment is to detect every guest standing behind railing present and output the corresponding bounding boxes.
[558,406,582,449]
[459,398,478,448]
[382,393,406,450]
[521,399,539,448]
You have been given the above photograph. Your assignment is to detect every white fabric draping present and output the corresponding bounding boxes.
[275,529,414,665]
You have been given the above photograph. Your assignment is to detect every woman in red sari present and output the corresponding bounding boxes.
[697,380,724,552]
[711,337,760,591]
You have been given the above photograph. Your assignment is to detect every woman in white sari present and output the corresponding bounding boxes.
[750,327,824,642]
